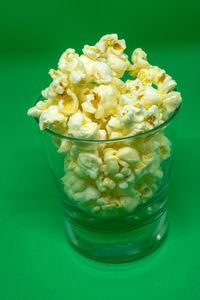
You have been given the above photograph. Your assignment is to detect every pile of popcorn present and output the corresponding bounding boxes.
[28,34,182,217]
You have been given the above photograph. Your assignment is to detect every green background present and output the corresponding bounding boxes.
[1,0,200,299]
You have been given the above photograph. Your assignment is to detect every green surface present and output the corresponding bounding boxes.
[1,0,200,299]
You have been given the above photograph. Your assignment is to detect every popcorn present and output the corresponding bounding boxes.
[41,70,69,102]
[120,102,146,128]
[82,45,101,60]
[140,86,162,108]
[39,106,67,133]
[58,88,78,116]
[57,139,72,154]
[58,48,87,84]
[28,33,182,218]
[68,111,98,139]
[96,34,125,54]
[117,147,140,165]
[119,93,138,106]
[95,34,130,78]
[96,175,116,192]
[107,116,121,130]
[129,48,149,77]
[163,91,182,114]
[28,100,49,117]
[80,55,114,84]
[106,52,130,78]
[77,152,102,179]
[93,84,120,119]
[145,105,161,129]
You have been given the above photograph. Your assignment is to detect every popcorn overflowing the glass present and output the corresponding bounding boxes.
[28,34,181,262]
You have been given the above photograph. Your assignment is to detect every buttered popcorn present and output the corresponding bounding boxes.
[28,34,182,217]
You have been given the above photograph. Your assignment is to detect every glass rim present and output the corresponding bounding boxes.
[34,95,181,143]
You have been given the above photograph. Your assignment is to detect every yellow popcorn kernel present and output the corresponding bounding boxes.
[58,89,78,116]
[94,84,119,119]
[112,77,126,93]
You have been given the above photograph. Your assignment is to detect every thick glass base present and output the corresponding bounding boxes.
[64,209,168,263]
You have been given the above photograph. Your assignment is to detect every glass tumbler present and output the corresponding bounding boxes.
[35,100,180,263]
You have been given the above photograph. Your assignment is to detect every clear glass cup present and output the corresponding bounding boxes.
[34,97,180,263]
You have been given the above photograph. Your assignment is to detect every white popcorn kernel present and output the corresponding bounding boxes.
[118,181,129,189]
[84,186,100,201]
[57,139,72,154]
[68,111,84,130]
[96,175,116,192]
[82,45,100,60]
[120,193,140,212]
[42,71,69,103]
[158,76,177,94]
[95,34,119,53]
[82,92,98,114]
[106,52,130,78]
[140,86,162,108]
[62,172,86,194]
[117,147,140,165]
[71,178,87,193]
[103,148,119,174]
[163,91,182,114]
[39,106,67,133]
[134,161,147,177]
[120,103,145,127]
[157,135,171,160]
[58,48,87,84]
[27,100,50,118]
[80,55,114,84]
[94,84,119,119]
[129,48,149,77]
[77,152,102,179]
[136,183,153,200]
[109,131,123,139]
[68,112,98,139]
[108,117,121,130]
[94,61,114,84]
[98,129,107,140]
[119,93,137,106]
[145,105,161,128]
